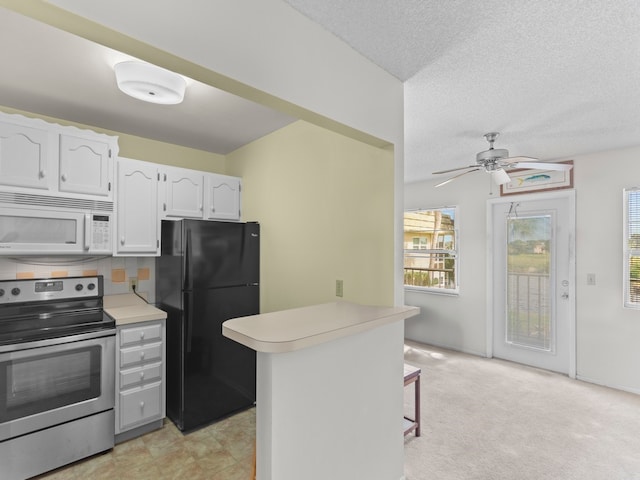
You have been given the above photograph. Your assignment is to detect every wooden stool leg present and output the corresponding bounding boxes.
[251,440,256,479]
[414,373,421,437]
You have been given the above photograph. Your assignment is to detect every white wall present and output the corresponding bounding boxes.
[404,146,640,394]
[573,146,640,393]
[404,174,494,357]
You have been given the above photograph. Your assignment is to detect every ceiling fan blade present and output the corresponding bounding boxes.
[509,161,573,171]
[435,168,480,187]
[491,168,511,186]
[432,165,478,175]
[504,156,539,162]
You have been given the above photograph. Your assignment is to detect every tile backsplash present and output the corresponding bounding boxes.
[0,256,157,303]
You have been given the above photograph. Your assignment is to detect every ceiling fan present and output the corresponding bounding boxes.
[433,132,573,188]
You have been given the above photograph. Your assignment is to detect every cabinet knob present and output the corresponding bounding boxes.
[39,170,46,179]
[140,401,145,409]
[140,371,145,379]
[61,173,67,182]
[211,207,215,213]
[140,331,145,339]
[140,351,145,360]
[120,236,125,245]
[199,204,203,211]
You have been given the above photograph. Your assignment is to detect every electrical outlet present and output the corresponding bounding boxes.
[336,279,343,297]
[129,277,138,292]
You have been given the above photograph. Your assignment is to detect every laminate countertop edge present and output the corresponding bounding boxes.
[104,293,167,326]
[222,301,419,353]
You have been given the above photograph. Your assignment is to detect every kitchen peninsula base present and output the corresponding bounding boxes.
[223,301,419,480]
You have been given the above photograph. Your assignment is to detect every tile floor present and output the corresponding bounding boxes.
[34,408,256,480]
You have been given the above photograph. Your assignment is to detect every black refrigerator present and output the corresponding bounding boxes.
[156,219,259,432]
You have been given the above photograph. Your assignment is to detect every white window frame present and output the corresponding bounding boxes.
[404,206,459,295]
[623,188,640,308]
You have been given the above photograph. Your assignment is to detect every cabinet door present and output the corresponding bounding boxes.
[161,167,204,219]
[59,134,112,198]
[205,174,241,221]
[116,158,160,255]
[0,121,55,190]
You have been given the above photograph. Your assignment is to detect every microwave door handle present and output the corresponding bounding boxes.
[84,213,91,251]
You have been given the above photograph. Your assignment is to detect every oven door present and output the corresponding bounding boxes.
[0,330,115,441]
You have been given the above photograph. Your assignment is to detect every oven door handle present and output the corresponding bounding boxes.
[0,328,116,354]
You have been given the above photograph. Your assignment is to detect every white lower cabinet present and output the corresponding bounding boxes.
[115,319,166,443]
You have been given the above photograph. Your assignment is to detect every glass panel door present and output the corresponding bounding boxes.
[491,192,575,375]
[506,215,553,351]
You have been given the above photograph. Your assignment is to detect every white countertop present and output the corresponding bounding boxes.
[104,293,167,326]
[222,301,419,353]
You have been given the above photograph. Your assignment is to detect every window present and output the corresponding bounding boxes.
[624,188,640,307]
[404,207,458,292]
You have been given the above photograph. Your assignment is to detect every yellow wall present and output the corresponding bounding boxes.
[0,105,226,173]
[227,120,395,313]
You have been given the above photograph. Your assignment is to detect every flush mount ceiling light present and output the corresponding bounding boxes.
[114,61,186,105]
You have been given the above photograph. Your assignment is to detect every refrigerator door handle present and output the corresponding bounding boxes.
[184,227,192,290]
[186,293,194,353]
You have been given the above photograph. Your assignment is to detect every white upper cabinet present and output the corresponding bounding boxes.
[0,121,55,191]
[158,166,242,221]
[205,174,241,221]
[159,166,205,219]
[0,111,117,202]
[115,157,160,256]
[59,134,113,197]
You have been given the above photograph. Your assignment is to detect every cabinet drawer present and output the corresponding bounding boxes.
[119,383,162,430]
[120,362,162,389]
[120,323,162,347]
[120,343,162,368]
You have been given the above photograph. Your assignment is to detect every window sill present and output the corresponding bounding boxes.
[404,286,459,296]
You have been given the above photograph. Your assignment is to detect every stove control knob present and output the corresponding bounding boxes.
[87,283,96,291]
[75,284,84,291]
[0,289,4,297]
[11,287,20,296]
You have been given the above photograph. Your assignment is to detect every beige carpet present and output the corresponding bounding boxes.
[403,341,640,480]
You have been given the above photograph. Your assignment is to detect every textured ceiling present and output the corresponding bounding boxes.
[284,0,640,183]
[4,2,640,185]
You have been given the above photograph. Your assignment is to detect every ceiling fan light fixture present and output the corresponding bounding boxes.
[491,168,511,185]
[114,61,186,105]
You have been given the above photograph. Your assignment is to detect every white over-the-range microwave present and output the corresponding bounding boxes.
[0,192,113,255]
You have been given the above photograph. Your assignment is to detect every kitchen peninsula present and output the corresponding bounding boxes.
[223,301,419,480]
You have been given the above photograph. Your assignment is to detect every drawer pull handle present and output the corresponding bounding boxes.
[140,401,145,409]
